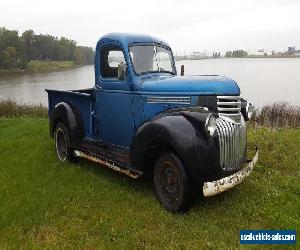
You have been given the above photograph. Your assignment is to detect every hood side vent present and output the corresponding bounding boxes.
[147,96,191,105]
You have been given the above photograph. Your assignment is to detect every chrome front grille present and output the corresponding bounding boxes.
[217,96,241,123]
[216,116,247,171]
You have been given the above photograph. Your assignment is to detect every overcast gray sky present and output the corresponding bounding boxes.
[1,0,299,53]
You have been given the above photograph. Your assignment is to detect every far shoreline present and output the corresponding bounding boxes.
[175,55,300,61]
[0,60,90,75]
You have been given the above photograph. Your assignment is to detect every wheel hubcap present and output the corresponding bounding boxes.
[160,161,180,201]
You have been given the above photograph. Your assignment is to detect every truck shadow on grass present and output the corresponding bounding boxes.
[72,155,278,235]
[73,155,255,213]
[2,118,299,248]
[75,157,156,195]
[75,154,296,223]
[45,126,299,234]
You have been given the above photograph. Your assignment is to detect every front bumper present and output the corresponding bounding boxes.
[203,150,259,197]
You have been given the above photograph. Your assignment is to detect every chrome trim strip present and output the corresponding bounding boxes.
[217,96,241,100]
[147,96,191,104]
[218,107,241,112]
[217,95,242,123]
[217,101,241,106]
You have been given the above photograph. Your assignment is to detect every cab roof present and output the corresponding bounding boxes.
[96,33,171,49]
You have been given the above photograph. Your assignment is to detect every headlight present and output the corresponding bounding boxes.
[246,102,253,120]
[205,114,217,136]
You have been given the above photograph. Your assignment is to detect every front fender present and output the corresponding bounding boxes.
[131,112,219,185]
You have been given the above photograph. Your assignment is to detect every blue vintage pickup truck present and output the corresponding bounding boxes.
[46,33,258,212]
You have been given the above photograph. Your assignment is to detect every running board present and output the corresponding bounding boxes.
[74,150,142,179]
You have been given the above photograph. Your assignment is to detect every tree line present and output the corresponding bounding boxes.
[225,50,248,57]
[0,27,95,69]
[212,52,221,58]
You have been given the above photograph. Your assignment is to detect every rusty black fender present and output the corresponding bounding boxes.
[130,110,220,185]
[49,102,84,147]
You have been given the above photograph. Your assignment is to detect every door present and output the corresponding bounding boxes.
[95,45,135,147]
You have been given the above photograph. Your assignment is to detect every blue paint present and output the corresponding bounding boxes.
[140,75,240,95]
[95,89,135,146]
[46,89,94,138]
[47,33,242,148]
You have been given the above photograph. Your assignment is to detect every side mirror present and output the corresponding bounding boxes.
[180,65,184,76]
[118,62,127,80]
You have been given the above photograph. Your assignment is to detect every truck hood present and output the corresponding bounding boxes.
[140,75,240,95]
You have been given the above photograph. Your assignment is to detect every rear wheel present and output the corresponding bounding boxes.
[54,122,74,162]
[154,152,192,213]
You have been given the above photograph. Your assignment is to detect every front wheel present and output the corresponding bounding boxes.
[54,122,74,162]
[154,152,192,213]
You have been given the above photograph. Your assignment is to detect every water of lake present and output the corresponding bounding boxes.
[0,58,299,107]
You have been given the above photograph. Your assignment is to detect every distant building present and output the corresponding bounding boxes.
[257,49,265,56]
[189,51,207,59]
[277,52,283,56]
[225,50,248,57]
[287,46,296,55]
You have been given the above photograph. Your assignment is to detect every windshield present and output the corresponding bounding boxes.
[129,45,175,75]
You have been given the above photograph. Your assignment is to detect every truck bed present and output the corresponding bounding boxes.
[46,88,94,138]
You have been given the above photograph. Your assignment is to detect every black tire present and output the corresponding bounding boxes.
[154,152,192,213]
[54,122,74,162]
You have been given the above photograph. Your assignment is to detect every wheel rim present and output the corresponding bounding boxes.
[159,160,180,204]
[55,128,67,161]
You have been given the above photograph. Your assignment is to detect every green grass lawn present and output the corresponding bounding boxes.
[0,118,299,248]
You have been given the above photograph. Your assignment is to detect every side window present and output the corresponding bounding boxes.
[100,47,125,78]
